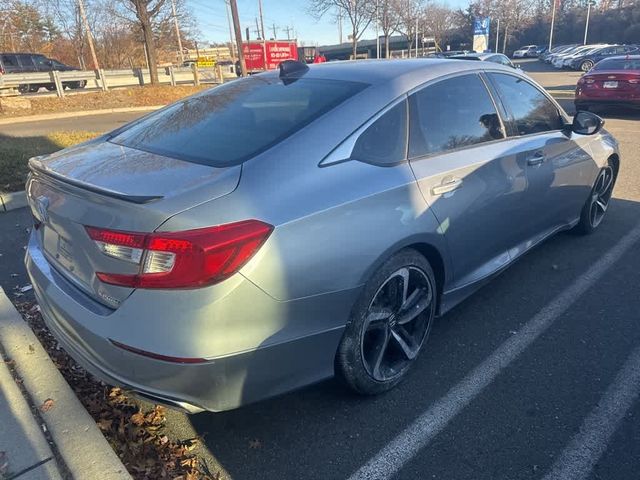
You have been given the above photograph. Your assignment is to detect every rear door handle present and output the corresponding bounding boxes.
[431,177,463,196]
[527,152,545,166]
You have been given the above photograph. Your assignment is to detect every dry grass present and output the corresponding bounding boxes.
[0,131,101,193]
[0,85,209,118]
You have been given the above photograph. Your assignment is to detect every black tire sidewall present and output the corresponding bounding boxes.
[574,158,616,235]
[336,249,437,395]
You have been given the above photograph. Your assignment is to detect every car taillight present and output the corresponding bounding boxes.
[86,220,273,289]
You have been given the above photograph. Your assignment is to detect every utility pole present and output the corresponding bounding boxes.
[229,0,247,76]
[502,24,508,54]
[338,10,342,44]
[375,0,380,59]
[255,18,261,38]
[415,17,419,58]
[258,0,267,68]
[284,25,292,40]
[584,0,594,44]
[170,0,184,63]
[495,18,500,53]
[225,0,236,59]
[258,0,266,40]
[76,0,100,70]
[549,0,557,50]
[272,23,278,40]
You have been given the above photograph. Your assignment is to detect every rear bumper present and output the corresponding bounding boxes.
[25,234,351,412]
[575,98,640,109]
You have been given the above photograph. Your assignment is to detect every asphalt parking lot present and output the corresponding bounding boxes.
[1,60,640,480]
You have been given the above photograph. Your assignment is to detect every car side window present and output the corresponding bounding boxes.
[408,74,504,158]
[17,55,36,69]
[32,56,49,68]
[1,54,18,67]
[351,100,407,166]
[488,73,564,136]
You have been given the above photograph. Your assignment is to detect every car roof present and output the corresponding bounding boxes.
[450,53,501,60]
[0,52,45,56]
[260,58,516,87]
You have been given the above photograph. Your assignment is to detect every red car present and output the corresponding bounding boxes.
[575,55,640,111]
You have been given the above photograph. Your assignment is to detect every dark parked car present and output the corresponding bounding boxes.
[569,45,640,72]
[0,53,86,93]
[575,55,640,111]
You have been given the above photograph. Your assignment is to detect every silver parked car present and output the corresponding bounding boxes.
[25,59,619,413]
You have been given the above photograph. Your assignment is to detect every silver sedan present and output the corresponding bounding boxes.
[25,59,619,413]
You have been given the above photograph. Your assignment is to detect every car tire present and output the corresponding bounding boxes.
[335,249,437,395]
[28,85,39,93]
[573,158,617,235]
[17,84,29,94]
[580,60,594,72]
[45,85,56,91]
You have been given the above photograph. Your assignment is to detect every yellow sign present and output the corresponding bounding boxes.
[196,58,216,68]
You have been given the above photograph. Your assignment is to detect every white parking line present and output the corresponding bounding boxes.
[349,222,640,480]
[542,345,640,480]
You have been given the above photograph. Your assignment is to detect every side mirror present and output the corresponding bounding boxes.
[571,110,604,135]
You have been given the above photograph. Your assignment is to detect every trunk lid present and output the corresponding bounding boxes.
[27,140,241,308]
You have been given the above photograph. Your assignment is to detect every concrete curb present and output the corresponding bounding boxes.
[0,105,164,126]
[0,287,132,480]
[0,190,28,213]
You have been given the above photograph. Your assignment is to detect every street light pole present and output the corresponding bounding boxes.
[549,0,557,50]
[375,0,380,59]
[584,1,592,45]
[229,0,247,76]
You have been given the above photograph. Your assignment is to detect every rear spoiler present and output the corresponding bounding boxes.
[28,158,163,204]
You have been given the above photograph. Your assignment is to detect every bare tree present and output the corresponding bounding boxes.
[379,0,400,57]
[126,0,166,83]
[309,0,374,59]
[422,2,455,52]
[392,0,423,57]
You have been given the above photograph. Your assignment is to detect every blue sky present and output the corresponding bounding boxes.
[189,0,468,48]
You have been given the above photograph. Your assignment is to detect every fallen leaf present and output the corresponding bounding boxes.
[97,418,113,430]
[40,398,55,412]
[130,410,145,426]
[28,344,35,354]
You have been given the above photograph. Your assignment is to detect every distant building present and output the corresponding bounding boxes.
[319,36,432,61]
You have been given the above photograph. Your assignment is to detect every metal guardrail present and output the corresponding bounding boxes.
[0,65,235,97]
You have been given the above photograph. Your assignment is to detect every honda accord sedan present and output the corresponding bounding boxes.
[25,59,620,413]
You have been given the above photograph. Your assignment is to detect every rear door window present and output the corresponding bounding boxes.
[112,76,368,167]
[487,73,564,136]
[17,54,36,70]
[351,100,407,166]
[408,74,505,158]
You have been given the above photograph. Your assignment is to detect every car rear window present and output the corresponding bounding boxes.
[111,76,368,167]
[593,58,640,70]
